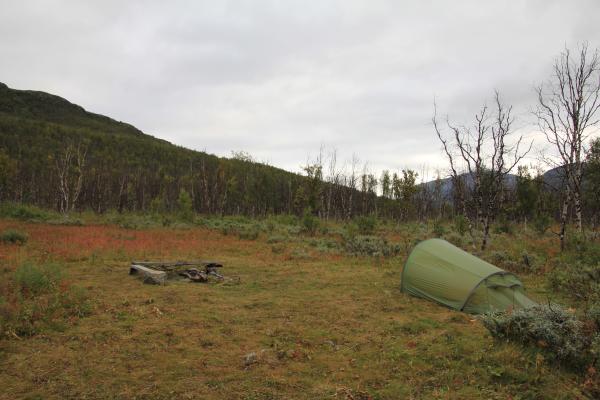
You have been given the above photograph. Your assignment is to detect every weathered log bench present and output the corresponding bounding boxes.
[129,263,167,285]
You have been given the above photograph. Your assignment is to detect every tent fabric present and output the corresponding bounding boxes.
[401,238,536,314]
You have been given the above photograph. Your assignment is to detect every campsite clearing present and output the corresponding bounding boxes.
[0,219,590,399]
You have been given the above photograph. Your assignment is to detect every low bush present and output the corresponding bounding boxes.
[487,250,542,273]
[453,215,469,237]
[289,248,311,260]
[354,216,377,235]
[532,214,552,235]
[445,232,465,248]
[0,229,28,245]
[266,235,288,244]
[271,243,286,254]
[238,225,260,240]
[0,202,51,221]
[301,209,320,236]
[547,261,600,302]
[432,219,446,237]
[482,304,599,370]
[14,262,62,296]
[343,235,401,257]
[0,262,92,337]
[547,241,600,301]
[493,217,514,235]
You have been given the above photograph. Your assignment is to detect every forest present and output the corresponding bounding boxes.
[2,44,600,254]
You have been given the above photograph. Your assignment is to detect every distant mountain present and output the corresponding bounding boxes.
[420,164,587,200]
[420,172,518,199]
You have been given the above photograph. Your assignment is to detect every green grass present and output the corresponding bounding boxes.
[0,217,597,399]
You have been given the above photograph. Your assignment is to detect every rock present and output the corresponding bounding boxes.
[130,264,167,285]
[243,352,258,367]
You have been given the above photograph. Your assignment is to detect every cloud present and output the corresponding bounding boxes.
[1,0,599,179]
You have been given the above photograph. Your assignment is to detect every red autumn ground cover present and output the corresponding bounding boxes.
[0,221,264,266]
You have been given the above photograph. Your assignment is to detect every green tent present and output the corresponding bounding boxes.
[401,238,536,314]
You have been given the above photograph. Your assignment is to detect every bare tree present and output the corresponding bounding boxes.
[433,92,531,250]
[536,43,600,250]
[55,142,87,213]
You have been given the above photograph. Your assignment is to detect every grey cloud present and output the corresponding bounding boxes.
[1,0,599,178]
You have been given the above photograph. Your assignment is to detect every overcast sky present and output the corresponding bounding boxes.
[1,1,599,180]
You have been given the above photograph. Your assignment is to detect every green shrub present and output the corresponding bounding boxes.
[177,189,194,221]
[0,202,50,221]
[432,219,446,237]
[1,262,91,337]
[482,305,597,370]
[547,261,600,302]
[533,214,552,235]
[493,217,514,235]
[453,215,469,237]
[14,262,62,296]
[487,250,521,272]
[354,216,377,235]
[271,243,286,254]
[445,232,465,248]
[588,302,600,329]
[301,209,320,236]
[0,229,28,245]
[343,235,401,257]
[238,225,260,240]
[290,248,311,260]
[344,222,359,240]
[267,235,288,244]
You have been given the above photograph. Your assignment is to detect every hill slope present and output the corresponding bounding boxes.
[0,82,146,139]
[0,82,373,217]
[0,82,312,215]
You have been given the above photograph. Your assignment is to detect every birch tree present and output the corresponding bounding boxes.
[535,43,600,250]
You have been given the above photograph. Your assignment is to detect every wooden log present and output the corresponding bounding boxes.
[132,260,222,267]
[129,264,167,285]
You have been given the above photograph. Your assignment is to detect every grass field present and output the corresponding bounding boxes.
[0,217,592,399]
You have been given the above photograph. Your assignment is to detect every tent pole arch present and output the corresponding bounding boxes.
[459,271,521,311]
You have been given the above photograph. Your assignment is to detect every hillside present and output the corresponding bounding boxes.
[0,82,146,139]
[0,82,314,216]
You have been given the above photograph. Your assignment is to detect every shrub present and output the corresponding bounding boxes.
[14,262,62,296]
[453,215,469,237]
[290,248,311,260]
[1,262,91,337]
[0,229,28,245]
[343,235,401,257]
[547,261,600,302]
[177,189,194,221]
[533,214,552,235]
[432,219,446,237]
[588,302,600,329]
[267,235,288,244]
[493,217,514,235]
[301,209,320,236]
[487,251,522,272]
[354,216,377,235]
[271,243,286,254]
[0,202,50,221]
[482,305,597,370]
[238,225,260,240]
[445,232,465,248]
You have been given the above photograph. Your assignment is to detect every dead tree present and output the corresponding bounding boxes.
[433,92,531,250]
[535,43,600,250]
[55,142,87,213]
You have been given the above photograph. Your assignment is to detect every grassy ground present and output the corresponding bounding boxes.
[0,217,592,399]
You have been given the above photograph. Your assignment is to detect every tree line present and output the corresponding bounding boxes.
[0,43,599,252]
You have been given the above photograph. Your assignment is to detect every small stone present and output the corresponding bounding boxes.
[244,352,257,367]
